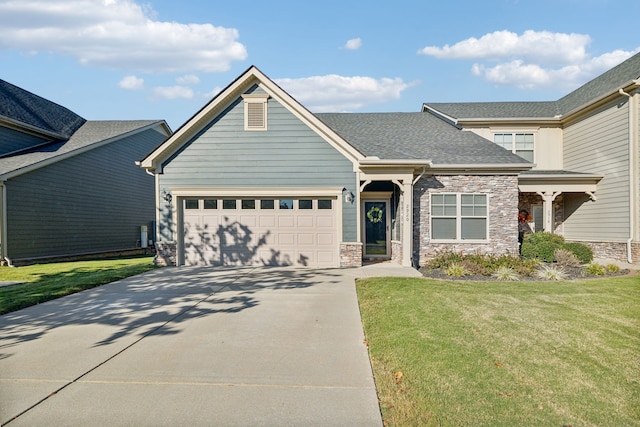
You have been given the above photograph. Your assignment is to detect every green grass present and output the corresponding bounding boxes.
[0,257,157,314]
[356,275,640,427]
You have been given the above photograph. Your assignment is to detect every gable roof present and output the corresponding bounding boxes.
[139,65,364,172]
[316,112,531,167]
[0,79,86,139]
[0,120,169,180]
[424,51,640,121]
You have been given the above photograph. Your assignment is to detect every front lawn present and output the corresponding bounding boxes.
[0,256,157,314]
[357,275,640,426]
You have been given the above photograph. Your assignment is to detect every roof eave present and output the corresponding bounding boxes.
[1,120,168,181]
[0,115,66,140]
[428,163,534,174]
[561,78,640,122]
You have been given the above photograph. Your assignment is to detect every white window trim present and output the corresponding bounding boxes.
[492,131,536,162]
[430,193,489,242]
[242,93,269,131]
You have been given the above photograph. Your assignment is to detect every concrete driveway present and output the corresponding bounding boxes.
[0,265,419,426]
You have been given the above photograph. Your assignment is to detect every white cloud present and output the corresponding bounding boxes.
[153,85,194,100]
[0,0,247,73]
[176,74,201,85]
[343,38,362,50]
[275,75,416,112]
[471,49,640,90]
[202,87,223,99]
[418,30,590,65]
[419,30,640,91]
[118,75,144,90]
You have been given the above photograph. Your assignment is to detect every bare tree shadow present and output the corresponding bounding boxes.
[0,266,342,357]
[183,216,314,267]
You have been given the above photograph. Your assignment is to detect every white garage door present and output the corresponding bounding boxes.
[182,197,338,268]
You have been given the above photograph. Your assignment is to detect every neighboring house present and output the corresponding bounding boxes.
[0,79,171,265]
[424,51,640,264]
[139,66,532,268]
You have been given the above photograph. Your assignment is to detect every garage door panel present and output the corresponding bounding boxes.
[240,215,258,227]
[183,197,338,268]
[297,216,314,228]
[259,215,276,227]
[317,215,335,227]
[278,233,295,245]
[278,216,295,228]
[298,233,314,245]
[317,233,334,245]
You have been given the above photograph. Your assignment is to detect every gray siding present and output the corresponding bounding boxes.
[0,126,49,156]
[159,88,358,242]
[563,99,630,241]
[7,128,166,260]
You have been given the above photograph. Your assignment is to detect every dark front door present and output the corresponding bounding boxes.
[363,200,389,258]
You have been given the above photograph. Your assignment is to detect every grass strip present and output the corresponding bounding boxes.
[0,257,157,314]
[357,275,640,427]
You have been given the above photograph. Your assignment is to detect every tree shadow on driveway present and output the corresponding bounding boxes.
[0,266,342,358]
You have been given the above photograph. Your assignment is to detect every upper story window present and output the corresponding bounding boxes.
[494,133,534,162]
[242,94,269,131]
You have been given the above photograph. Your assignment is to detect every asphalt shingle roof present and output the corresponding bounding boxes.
[0,120,162,177]
[425,51,640,120]
[316,112,530,165]
[0,79,86,138]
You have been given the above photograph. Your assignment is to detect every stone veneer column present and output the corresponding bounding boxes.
[154,242,177,266]
[340,242,363,267]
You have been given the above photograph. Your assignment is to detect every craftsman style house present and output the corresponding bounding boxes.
[0,79,170,265]
[424,51,640,264]
[140,52,639,268]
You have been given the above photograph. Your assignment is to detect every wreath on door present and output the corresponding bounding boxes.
[367,206,384,223]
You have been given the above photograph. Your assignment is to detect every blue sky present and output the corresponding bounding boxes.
[1,0,638,129]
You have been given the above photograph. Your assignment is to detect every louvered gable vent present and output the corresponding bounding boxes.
[242,93,269,131]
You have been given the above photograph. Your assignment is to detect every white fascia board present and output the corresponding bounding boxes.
[421,105,458,125]
[359,158,432,167]
[519,182,598,193]
[1,121,168,181]
[428,163,534,174]
[254,74,365,165]
[169,187,345,198]
[140,72,255,171]
[140,66,366,172]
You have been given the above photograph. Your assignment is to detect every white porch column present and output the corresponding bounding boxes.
[537,191,561,232]
[402,181,413,267]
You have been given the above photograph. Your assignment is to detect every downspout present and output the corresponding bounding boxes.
[619,88,637,263]
[0,180,13,267]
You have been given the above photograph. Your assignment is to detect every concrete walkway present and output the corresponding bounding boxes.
[0,264,419,426]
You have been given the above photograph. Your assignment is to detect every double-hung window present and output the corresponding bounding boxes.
[431,193,488,241]
[494,133,534,162]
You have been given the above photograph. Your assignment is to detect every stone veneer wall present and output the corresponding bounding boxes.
[155,241,177,266]
[340,242,363,267]
[570,240,639,264]
[414,175,520,266]
[391,240,402,264]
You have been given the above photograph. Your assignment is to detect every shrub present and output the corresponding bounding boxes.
[445,263,469,277]
[606,264,621,273]
[585,263,606,276]
[521,232,566,262]
[554,248,581,267]
[562,242,593,264]
[492,267,520,281]
[535,264,569,281]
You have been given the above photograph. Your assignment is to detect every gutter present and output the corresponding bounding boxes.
[0,180,12,267]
